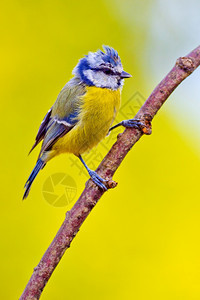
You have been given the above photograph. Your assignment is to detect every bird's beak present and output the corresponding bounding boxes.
[120,70,132,78]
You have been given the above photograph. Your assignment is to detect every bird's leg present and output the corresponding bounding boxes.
[109,114,152,135]
[78,155,108,191]
[109,119,145,131]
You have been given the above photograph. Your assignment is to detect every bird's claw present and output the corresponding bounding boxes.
[122,116,152,135]
[88,170,108,191]
[121,119,143,129]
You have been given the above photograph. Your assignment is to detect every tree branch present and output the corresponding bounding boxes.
[20,45,200,300]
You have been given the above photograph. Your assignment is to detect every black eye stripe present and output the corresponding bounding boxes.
[103,68,114,75]
[91,67,120,76]
[103,69,121,76]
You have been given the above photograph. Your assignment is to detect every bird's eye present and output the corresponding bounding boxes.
[104,68,112,75]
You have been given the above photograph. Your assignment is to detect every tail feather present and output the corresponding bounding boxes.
[23,158,46,199]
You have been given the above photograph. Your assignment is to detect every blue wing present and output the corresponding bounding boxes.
[37,116,75,158]
[30,108,79,155]
[29,108,52,154]
[29,80,86,159]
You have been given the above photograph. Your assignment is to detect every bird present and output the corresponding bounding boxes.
[23,45,134,199]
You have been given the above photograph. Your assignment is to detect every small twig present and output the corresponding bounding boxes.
[20,45,200,300]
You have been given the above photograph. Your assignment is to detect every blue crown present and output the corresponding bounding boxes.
[99,45,121,66]
[73,46,122,76]
[72,46,123,87]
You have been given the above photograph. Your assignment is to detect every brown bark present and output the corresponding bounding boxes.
[20,45,200,300]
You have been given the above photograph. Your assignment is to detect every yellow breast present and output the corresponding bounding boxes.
[53,86,121,156]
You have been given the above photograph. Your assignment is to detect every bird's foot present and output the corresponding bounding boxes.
[88,170,108,191]
[122,115,152,135]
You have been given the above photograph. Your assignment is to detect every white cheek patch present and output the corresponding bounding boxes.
[83,69,95,83]
[83,69,122,90]
[102,74,118,89]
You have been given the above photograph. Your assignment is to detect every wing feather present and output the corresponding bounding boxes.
[29,108,52,153]
[38,119,73,159]
[29,79,86,159]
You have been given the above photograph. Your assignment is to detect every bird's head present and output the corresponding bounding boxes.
[72,45,131,90]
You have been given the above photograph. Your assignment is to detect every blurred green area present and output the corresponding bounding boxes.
[0,1,200,299]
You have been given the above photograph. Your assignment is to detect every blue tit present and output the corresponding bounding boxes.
[23,45,132,199]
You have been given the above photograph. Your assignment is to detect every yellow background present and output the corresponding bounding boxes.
[1,1,200,299]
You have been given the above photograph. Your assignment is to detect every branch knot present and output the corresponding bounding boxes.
[140,114,152,135]
[176,57,195,74]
